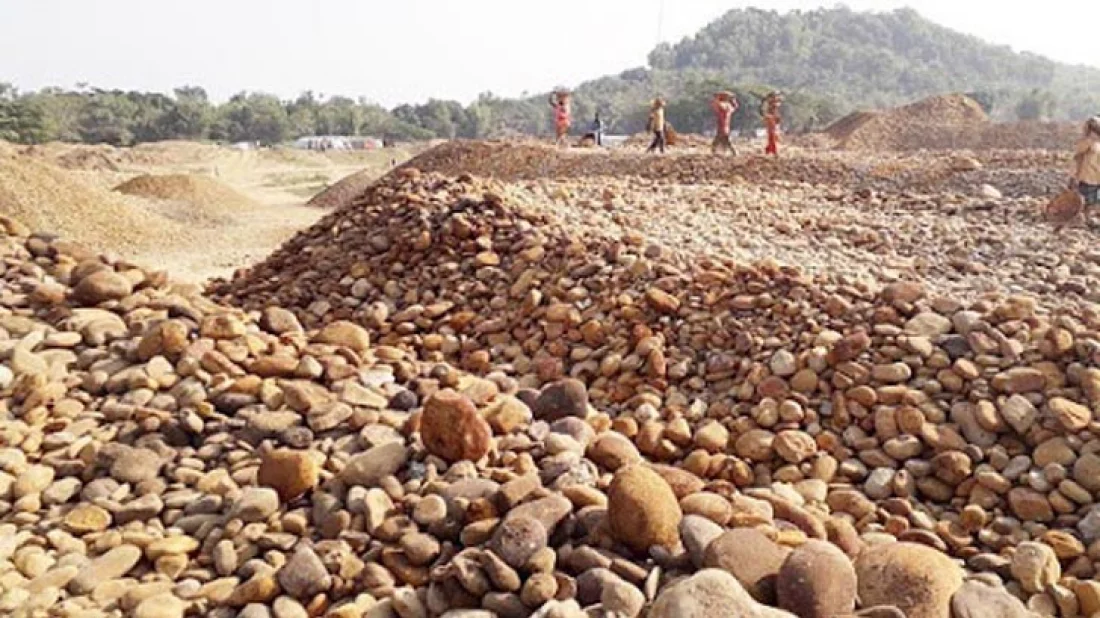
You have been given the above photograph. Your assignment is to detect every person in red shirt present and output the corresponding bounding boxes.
[711,91,739,155]
[762,91,783,156]
[550,92,572,146]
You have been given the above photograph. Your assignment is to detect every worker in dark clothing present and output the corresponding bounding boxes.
[590,112,605,147]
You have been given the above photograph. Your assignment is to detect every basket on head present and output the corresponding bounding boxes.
[1046,188,1083,223]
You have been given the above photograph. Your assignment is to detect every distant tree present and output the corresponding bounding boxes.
[0,98,49,143]
[158,86,212,139]
[77,91,137,145]
[964,91,997,115]
[1015,89,1055,121]
[219,92,291,144]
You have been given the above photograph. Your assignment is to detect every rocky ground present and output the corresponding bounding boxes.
[4,141,1100,618]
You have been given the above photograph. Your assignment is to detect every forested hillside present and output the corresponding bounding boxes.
[649,7,1099,115]
[2,7,1097,145]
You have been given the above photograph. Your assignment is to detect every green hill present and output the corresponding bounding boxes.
[552,7,1100,135]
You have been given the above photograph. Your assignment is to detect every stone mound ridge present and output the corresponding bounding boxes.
[2,207,1086,617]
[401,141,871,187]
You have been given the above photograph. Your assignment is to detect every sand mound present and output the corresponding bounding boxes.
[18,143,124,171]
[307,168,381,209]
[0,154,192,253]
[114,173,259,225]
[124,140,223,167]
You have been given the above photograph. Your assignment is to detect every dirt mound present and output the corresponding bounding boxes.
[53,145,123,171]
[114,173,259,225]
[823,110,879,141]
[826,94,989,150]
[17,143,124,171]
[306,168,381,209]
[0,154,192,252]
[898,93,989,124]
[825,94,1078,151]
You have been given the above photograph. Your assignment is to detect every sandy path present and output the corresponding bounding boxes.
[114,147,411,283]
[134,202,325,284]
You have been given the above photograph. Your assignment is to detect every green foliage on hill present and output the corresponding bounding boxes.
[1,7,1096,146]
[641,7,1099,121]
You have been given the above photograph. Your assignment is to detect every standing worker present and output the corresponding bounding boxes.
[1072,116,1100,222]
[711,91,739,155]
[761,91,783,156]
[550,91,572,147]
[646,98,667,154]
[590,112,605,147]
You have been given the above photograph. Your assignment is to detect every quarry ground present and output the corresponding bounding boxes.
[0,141,422,283]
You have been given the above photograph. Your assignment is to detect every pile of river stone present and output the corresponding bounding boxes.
[208,154,1100,616]
[0,202,1076,618]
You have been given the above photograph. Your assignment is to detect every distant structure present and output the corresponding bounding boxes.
[293,136,384,151]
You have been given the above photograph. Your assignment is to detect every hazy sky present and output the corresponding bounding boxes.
[2,0,1096,106]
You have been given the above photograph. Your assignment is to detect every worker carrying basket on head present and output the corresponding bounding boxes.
[711,91,739,155]
[646,98,667,154]
[549,91,572,147]
[760,91,784,156]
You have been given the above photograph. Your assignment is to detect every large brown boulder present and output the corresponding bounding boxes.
[703,528,791,604]
[257,449,319,502]
[72,269,132,305]
[649,569,796,618]
[607,465,682,554]
[777,540,857,617]
[420,389,492,463]
[314,320,370,352]
[531,379,589,422]
[855,542,964,618]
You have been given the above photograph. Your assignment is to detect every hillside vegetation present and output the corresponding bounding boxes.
[1,7,1096,144]
[647,7,1100,117]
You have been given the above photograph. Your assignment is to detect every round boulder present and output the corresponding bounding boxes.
[489,516,548,570]
[607,465,682,554]
[649,569,797,618]
[703,527,791,603]
[532,379,589,422]
[777,539,857,618]
[855,542,964,618]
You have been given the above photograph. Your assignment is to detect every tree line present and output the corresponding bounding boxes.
[0,81,854,147]
[3,8,1095,147]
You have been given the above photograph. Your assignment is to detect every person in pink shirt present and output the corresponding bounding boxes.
[711,91,739,155]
